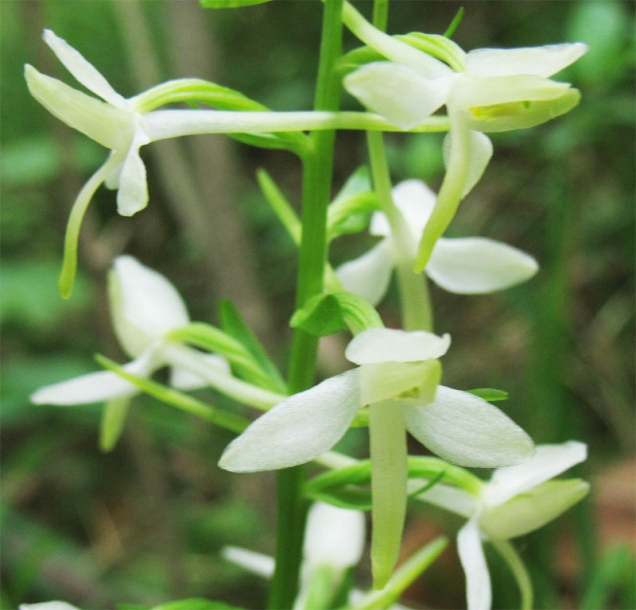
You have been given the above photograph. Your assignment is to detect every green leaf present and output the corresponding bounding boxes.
[290,291,384,337]
[201,0,270,7]
[466,388,509,402]
[219,300,287,393]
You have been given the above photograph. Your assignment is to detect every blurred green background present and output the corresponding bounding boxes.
[1,1,634,608]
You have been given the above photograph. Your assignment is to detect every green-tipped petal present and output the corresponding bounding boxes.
[346,328,451,365]
[218,370,360,472]
[345,63,452,130]
[480,479,590,540]
[466,43,588,78]
[427,237,538,294]
[458,519,491,610]
[24,65,131,150]
[405,386,535,467]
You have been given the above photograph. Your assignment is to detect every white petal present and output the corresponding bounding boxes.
[304,502,365,570]
[219,370,361,472]
[483,441,587,507]
[427,237,538,294]
[457,519,491,610]
[404,386,534,467]
[466,43,588,78]
[109,256,190,356]
[336,240,394,306]
[346,328,450,365]
[20,601,79,610]
[443,130,493,198]
[359,361,439,406]
[30,356,153,405]
[170,354,231,391]
[345,63,452,130]
[42,30,128,108]
[370,179,436,238]
[222,546,274,579]
[115,119,151,216]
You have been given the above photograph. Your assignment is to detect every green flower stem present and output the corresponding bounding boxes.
[491,538,534,610]
[366,130,433,331]
[369,400,408,589]
[59,155,121,299]
[372,0,389,32]
[414,114,470,272]
[268,1,344,607]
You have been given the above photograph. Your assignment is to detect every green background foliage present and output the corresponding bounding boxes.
[1,1,634,608]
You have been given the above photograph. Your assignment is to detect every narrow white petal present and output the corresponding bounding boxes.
[304,502,365,570]
[458,520,491,610]
[222,546,274,579]
[466,43,588,78]
[388,179,437,236]
[42,30,128,107]
[219,370,360,472]
[483,441,587,507]
[336,240,394,306]
[427,237,538,294]
[346,328,450,365]
[115,119,151,217]
[109,256,190,356]
[345,63,452,130]
[405,386,534,467]
[443,130,493,198]
[31,371,133,405]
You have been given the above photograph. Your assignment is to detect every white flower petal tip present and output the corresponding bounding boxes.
[346,328,451,365]
[404,386,534,468]
[427,237,539,294]
[218,370,360,473]
[304,502,365,569]
[222,546,275,579]
[110,255,190,357]
[466,43,589,79]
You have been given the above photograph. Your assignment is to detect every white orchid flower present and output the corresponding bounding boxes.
[27,29,417,298]
[220,327,533,587]
[342,3,587,270]
[416,441,589,610]
[337,179,538,305]
[225,502,366,609]
[31,256,284,448]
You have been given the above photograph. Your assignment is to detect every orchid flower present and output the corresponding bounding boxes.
[337,179,538,305]
[220,327,534,587]
[415,441,589,610]
[341,2,587,270]
[27,30,425,298]
[31,255,284,449]
[225,501,366,609]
